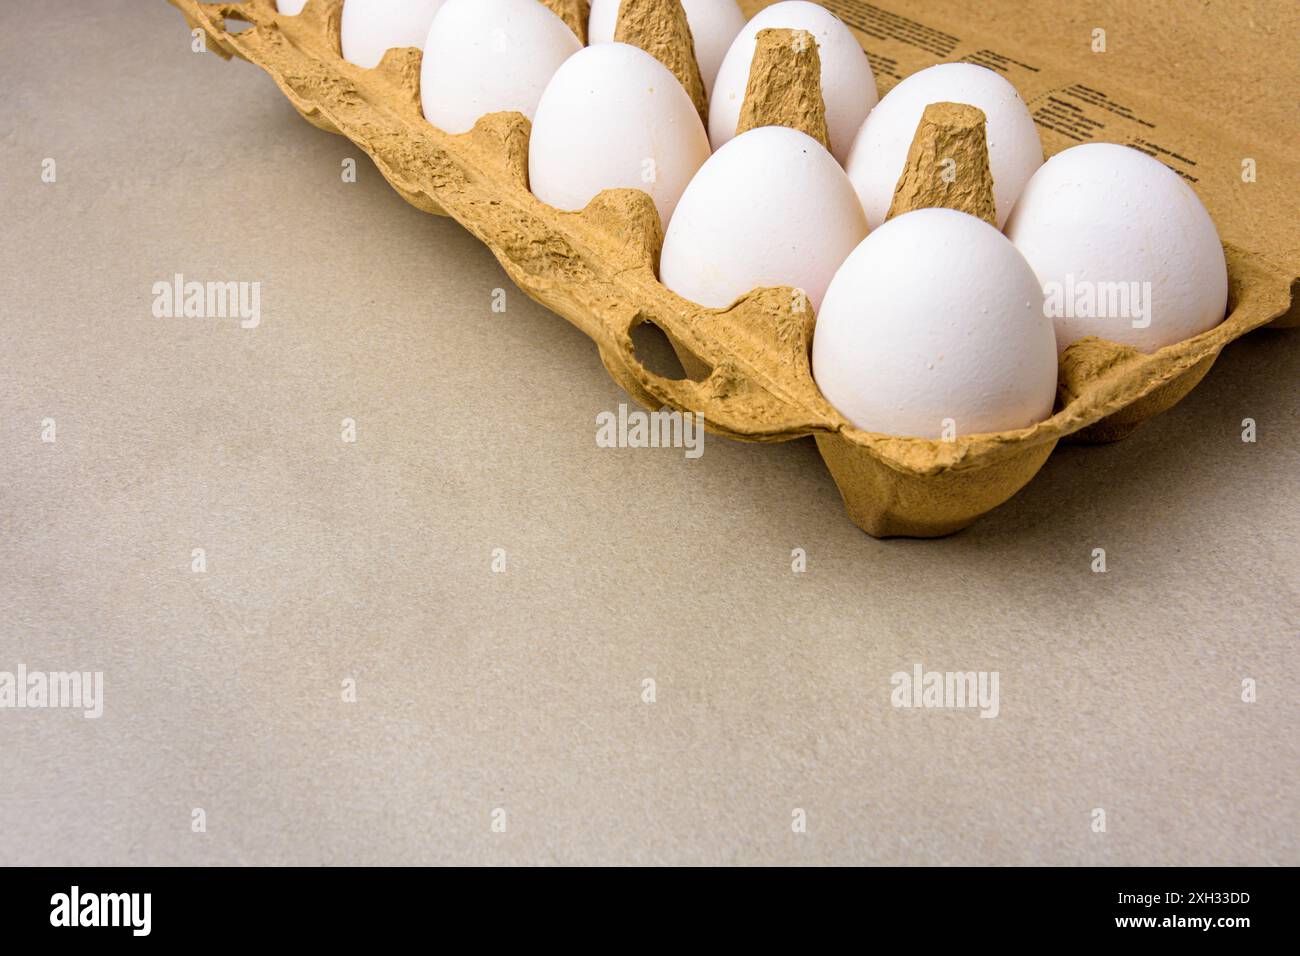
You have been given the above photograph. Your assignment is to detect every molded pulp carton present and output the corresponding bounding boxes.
[169,0,1298,537]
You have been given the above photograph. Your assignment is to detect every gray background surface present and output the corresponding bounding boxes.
[0,1,1296,865]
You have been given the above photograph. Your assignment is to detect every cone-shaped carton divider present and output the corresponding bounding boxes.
[541,0,590,45]
[886,101,997,225]
[735,28,830,152]
[615,0,708,125]
[373,46,424,115]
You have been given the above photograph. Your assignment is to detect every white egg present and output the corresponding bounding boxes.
[845,63,1042,229]
[341,0,445,69]
[709,1,877,164]
[587,0,747,96]
[421,0,582,135]
[275,0,307,14]
[1006,143,1228,354]
[812,208,1058,438]
[530,43,711,225]
[660,126,867,310]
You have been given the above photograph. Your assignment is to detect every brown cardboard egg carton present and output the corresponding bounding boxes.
[169,0,1297,537]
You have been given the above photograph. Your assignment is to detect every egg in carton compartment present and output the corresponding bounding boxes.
[169,0,1294,537]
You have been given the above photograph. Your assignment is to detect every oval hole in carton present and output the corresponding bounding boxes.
[220,11,253,34]
[630,320,712,383]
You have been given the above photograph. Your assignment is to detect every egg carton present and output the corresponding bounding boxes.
[170,0,1294,537]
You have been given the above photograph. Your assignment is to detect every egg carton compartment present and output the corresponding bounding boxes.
[170,0,1295,538]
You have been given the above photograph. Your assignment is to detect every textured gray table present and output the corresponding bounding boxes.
[0,1,1295,865]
